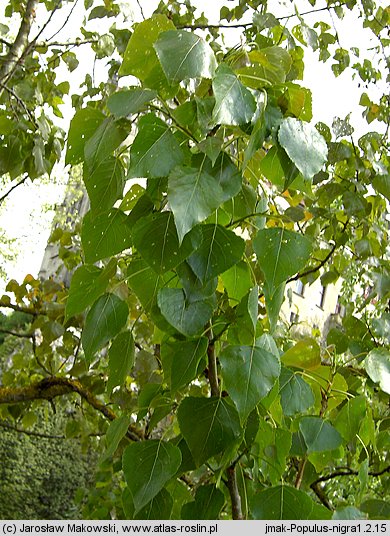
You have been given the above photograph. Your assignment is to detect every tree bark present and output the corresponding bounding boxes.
[0,0,39,84]
[0,376,142,441]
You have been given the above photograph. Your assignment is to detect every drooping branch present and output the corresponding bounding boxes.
[0,0,39,83]
[0,377,142,442]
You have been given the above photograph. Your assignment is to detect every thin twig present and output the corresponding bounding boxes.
[136,0,145,20]
[0,328,33,339]
[206,323,219,397]
[45,0,81,42]
[0,82,37,125]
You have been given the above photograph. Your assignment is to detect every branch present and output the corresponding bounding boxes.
[0,328,33,339]
[206,323,219,397]
[0,298,37,316]
[311,464,390,486]
[310,482,332,510]
[0,0,38,83]
[176,5,348,31]
[37,39,98,48]
[227,464,244,520]
[0,84,36,125]
[287,242,337,284]
[0,420,64,439]
[0,420,105,439]
[45,0,80,42]
[0,377,142,442]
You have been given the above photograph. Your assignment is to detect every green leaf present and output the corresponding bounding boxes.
[221,261,253,304]
[281,338,321,370]
[278,117,328,179]
[212,64,256,126]
[65,107,105,165]
[363,348,390,394]
[122,440,181,513]
[127,259,176,315]
[177,397,241,466]
[65,262,115,320]
[107,88,157,117]
[254,422,292,485]
[84,156,124,214]
[81,209,133,263]
[101,415,129,461]
[157,288,214,337]
[332,507,366,520]
[154,30,217,82]
[334,395,366,443]
[81,293,128,359]
[107,332,135,394]
[264,281,285,333]
[181,485,225,520]
[119,15,175,92]
[360,499,390,519]
[237,46,292,87]
[168,163,225,243]
[253,228,312,296]
[251,485,331,520]
[133,212,194,274]
[123,487,173,520]
[259,145,300,191]
[84,117,127,170]
[188,224,245,283]
[168,153,242,242]
[220,345,280,422]
[299,416,342,453]
[279,367,315,416]
[161,338,208,393]
[128,114,184,179]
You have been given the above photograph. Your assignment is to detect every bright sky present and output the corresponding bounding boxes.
[0,0,387,293]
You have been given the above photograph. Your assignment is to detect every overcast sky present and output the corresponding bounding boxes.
[0,0,387,293]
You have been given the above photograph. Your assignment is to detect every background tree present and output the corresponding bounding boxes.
[0,0,389,520]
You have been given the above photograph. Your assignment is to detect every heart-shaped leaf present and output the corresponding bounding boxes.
[154,30,217,82]
[220,345,280,422]
[278,117,328,179]
[157,288,214,337]
[81,209,133,263]
[253,228,312,296]
[133,212,194,274]
[129,114,184,179]
[212,63,256,126]
[177,397,241,466]
[279,367,315,416]
[188,224,245,283]
[82,293,128,359]
[299,416,342,453]
[122,440,181,513]
[161,338,208,393]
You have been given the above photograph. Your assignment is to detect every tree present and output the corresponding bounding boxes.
[0,0,389,521]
